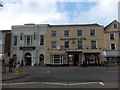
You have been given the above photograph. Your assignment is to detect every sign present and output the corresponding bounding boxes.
[60,37,86,40]
[19,47,35,50]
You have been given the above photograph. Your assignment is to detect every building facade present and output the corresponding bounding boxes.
[11,24,48,66]
[46,24,105,66]
[10,20,119,66]
[104,20,120,65]
[0,30,11,64]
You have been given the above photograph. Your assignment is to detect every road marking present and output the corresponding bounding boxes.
[0,83,7,86]
[41,82,67,86]
[69,82,98,86]
[99,82,104,85]
[47,71,50,73]
[8,82,40,85]
[107,71,118,73]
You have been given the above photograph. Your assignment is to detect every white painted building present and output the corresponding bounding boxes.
[11,24,48,66]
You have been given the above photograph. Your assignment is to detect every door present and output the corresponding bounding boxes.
[25,52,31,65]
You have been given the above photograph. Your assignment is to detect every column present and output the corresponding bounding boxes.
[20,50,22,63]
[31,50,35,66]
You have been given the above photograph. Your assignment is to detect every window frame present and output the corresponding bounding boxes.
[64,41,69,49]
[64,30,70,36]
[51,41,57,49]
[91,40,97,49]
[78,41,83,49]
[77,30,83,36]
[51,30,57,37]
[13,35,17,46]
[40,35,44,45]
[109,33,115,40]
[90,29,96,36]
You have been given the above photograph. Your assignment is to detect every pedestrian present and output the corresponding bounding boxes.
[2,59,6,73]
[9,59,14,73]
[21,59,24,67]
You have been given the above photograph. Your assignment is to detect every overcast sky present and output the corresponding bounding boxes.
[0,0,119,30]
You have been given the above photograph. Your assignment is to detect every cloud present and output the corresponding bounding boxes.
[0,1,69,30]
[0,0,119,30]
[73,0,119,26]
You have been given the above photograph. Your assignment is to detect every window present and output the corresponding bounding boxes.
[119,33,120,38]
[51,31,57,37]
[110,33,115,40]
[78,41,83,49]
[51,55,63,64]
[111,43,115,50]
[113,24,118,28]
[64,41,69,49]
[64,30,69,36]
[40,35,44,45]
[51,41,56,49]
[90,30,96,36]
[25,35,32,46]
[13,36,17,46]
[91,41,97,49]
[77,30,82,36]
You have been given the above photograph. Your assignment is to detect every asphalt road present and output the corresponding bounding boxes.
[2,66,120,88]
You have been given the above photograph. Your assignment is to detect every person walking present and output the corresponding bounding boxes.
[9,59,14,73]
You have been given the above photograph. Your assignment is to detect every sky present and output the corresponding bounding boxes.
[0,0,119,30]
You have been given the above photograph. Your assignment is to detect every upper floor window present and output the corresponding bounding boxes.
[119,33,120,38]
[91,41,97,49]
[40,35,44,45]
[111,43,115,50]
[110,33,115,40]
[51,41,56,49]
[25,35,32,46]
[78,41,83,49]
[64,41,69,49]
[13,35,17,46]
[90,29,96,36]
[51,31,57,37]
[64,30,69,36]
[77,30,82,36]
[113,24,118,28]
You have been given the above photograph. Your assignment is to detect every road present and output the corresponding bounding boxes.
[2,66,120,88]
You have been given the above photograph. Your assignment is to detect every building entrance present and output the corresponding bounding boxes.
[67,52,80,66]
[25,52,32,65]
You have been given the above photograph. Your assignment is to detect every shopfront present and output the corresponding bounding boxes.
[83,52,100,65]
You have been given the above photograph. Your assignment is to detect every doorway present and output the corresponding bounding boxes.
[39,54,44,65]
[68,52,80,66]
[25,52,32,65]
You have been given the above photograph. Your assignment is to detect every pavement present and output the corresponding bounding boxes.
[2,65,120,81]
[2,67,29,81]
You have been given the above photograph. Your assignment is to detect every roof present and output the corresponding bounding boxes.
[104,20,120,31]
[49,23,102,27]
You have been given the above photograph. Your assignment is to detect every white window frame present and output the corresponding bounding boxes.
[90,29,96,36]
[78,40,83,49]
[51,41,57,49]
[40,35,44,45]
[91,40,97,49]
[64,30,70,36]
[51,30,57,37]
[50,55,63,65]
[77,30,83,36]
[110,43,116,50]
[109,33,115,40]
[24,34,33,46]
[64,41,69,49]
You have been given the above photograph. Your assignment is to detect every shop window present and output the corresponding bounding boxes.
[51,55,63,64]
